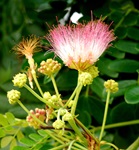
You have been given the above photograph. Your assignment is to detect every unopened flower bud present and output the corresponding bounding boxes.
[62,112,72,121]
[52,119,65,129]
[26,108,46,129]
[85,66,99,79]
[78,72,92,86]
[67,100,74,108]
[38,59,61,76]
[59,109,67,116]
[104,79,119,93]
[43,92,51,100]
[7,90,21,104]
[12,73,27,88]
[50,95,59,102]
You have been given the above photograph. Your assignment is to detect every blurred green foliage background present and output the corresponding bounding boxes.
[0,0,139,149]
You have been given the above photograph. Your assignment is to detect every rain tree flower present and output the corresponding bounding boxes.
[13,35,40,71]
[13,35,40,59]
[46,19,116,71]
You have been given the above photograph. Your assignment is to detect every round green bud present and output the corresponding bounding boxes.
[43,92,51,100]
[12,73,27,88]
[104,79,119,93]
[85,66,99,79]
[52,119,65,129]
[78,72,93,86]
[62,112,72,121]
[7,90,21,104]
[50,95,59,102]
[67,100,74,108]
[59,109,67,116]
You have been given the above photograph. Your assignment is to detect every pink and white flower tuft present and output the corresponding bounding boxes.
[46,19,116,71]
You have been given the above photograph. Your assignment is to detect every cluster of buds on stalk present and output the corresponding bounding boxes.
[7,90,21,104]
[78,66,99,86]
[26,108,46,129]
[38,59,61,76]
[12,73,27,88]
[43,92,62,106]
[104,79,119,93]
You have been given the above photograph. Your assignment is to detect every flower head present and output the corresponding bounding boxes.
[12,73,27,88]
[13,35,40,59]
[7,90,21,104]
[46,19,116,71]
[104,79,118,93]
[38,59,61,76]
[26,108,46,129]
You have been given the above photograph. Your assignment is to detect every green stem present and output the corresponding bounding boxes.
[100,141,119,150]
[75,118,99,144]
[24,84,57,108]
[68,119,87,146]
[99,90,111,141]
[71,84,83,116]
[85,85,89,97]
[114,9,131,30]
[32,70,43,97]
[127,137,139,150]
[50,75,63,106]
[50,143,70,150]
[94,119,139,131]
[67,140,76,150]
[17,100,46,127]
[64,84,80,108]
[45,130,65,144]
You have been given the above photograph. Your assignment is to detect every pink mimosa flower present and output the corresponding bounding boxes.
[46,19,116,71]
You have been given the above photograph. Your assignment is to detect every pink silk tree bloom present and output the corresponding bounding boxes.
[46,19,116,71]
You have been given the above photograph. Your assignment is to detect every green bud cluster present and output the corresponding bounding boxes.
[104,79,119,93]
[62,112,72,121]
[43,92,61,105]
[38,59,61,76]
[78,72,92,86]
[52,119,65,129]
[7,90,21,104]
[78,66,99,86]
[85,66,99,79]
[12,73,27,88]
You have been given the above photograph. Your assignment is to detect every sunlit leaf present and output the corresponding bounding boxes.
[38,130,49,137]
[5,112,15,124]
[1,136,13,148]
[20,137,36,146]
[0,128,6,138]
[17,130,24,141]
[0,114,9,126]
[13,146,28,150]
[10,138,17,150]
[29,133,43,142]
